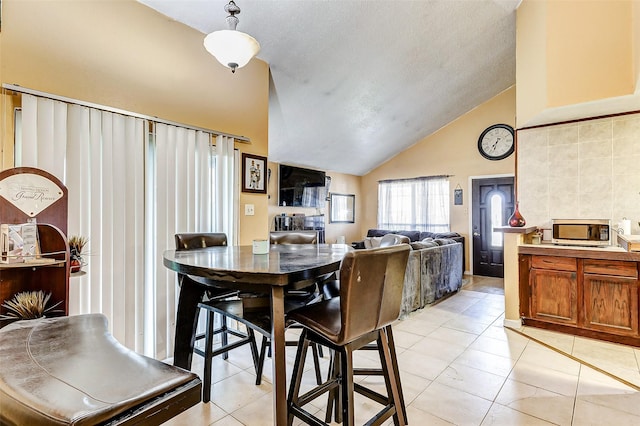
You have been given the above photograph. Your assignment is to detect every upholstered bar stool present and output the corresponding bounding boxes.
[175,233,260,403]
[287,244,411,426]
[0,314,201,425]
[252,230,325,385]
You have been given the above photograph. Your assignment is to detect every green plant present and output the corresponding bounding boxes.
[68,235,88,262]
[0,290,63,320]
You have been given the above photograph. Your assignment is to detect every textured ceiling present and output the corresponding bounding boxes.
[138,0,520,175]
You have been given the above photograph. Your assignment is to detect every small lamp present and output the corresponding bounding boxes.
[203,1,260,73]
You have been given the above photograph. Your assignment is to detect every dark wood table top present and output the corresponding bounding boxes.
[163,243,351,289]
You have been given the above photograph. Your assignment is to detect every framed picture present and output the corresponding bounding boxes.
[241,153,267,194]
[329,193,355,223]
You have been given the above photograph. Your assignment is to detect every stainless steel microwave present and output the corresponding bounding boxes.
[551,219,611,247]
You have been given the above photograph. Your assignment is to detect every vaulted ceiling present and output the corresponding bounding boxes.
[138,0,520,175]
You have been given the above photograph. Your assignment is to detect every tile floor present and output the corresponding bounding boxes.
[166,275,640,425]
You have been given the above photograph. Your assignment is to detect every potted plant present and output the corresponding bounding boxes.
[0,290,63,320]
[68,235,88,273]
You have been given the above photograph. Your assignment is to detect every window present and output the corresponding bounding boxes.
[378,176,450,232]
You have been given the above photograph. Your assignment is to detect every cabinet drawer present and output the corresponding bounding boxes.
[531,255,577,272]
[583,259,638,278]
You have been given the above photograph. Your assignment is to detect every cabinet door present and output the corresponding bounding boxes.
[531,269,578,325]
[583,274,638,337]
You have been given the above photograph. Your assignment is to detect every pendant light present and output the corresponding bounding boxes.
[203,1,260,73]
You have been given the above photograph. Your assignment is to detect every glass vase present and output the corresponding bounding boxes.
[508,202,526,227]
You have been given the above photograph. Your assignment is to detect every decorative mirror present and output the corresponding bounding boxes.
[329,193,355,223]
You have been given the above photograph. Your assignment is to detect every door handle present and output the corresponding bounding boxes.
[473,232,481,237]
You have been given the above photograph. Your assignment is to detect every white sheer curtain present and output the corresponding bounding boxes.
[378,176,450,232]
[20,94,146,352]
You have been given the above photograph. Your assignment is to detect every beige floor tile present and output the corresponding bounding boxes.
[397,347,451,381]
[518,343,582,376]
[468,334,528,360]
[519,326,576,354]
[409,334,468,363]
[230,393,273,426]
[168,276,640,425]
[495,378,575,425]
[164,401,228,426]
[411,382,492,425]
[210,370,273,414]
[388,328,424,349]
[401,405,456,425]
[434,364,507,401]
[480,403,556,425]
[577,365,639,395]
[426,325,479,347]
[572,396,640,425]
[440,316,494,334]
[508,360,579,397]
[452,348,517,377]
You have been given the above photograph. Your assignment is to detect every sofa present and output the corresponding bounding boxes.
[355,229,465,318]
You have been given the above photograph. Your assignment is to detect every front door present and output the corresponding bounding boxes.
[472,177,515,277]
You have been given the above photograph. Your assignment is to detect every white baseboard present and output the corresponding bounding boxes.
[503,318,523,329]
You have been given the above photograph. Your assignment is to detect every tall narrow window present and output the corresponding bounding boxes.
[490,193,503,247]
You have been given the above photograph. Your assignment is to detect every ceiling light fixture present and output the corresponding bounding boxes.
[203,0,260,73]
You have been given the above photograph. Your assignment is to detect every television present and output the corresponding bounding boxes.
[278,164,327,207]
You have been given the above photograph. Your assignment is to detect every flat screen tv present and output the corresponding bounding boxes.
[278,164,326,207]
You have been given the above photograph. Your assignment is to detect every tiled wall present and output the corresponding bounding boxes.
[517,112,640,234]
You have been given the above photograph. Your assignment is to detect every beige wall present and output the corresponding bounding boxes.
[516,0,547,130]
[361,87,516,272]
[0,0,270,244]
[547,1,634,107]
[517,0,637,127]
[266,162,362,244]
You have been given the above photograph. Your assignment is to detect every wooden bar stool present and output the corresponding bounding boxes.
[175,233,260,402]
[287,244,411,426]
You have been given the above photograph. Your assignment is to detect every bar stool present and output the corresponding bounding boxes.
[287,244,411,426]
[0,314,201,425]
[175,233,261,403]
[252,230,325,385]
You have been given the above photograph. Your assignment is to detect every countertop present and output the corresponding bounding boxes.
[519,242,640,262]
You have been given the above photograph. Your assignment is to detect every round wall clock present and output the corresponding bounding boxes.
[477,124,515,160]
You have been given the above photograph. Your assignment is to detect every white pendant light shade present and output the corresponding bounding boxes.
[204,1,260,73]
[204,30,260,72]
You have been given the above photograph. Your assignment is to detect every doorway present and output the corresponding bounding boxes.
[471,176,515,277]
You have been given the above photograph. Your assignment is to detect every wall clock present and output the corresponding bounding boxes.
[477,124,515,160]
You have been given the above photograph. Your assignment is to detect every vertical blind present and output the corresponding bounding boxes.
[17,93,238,358]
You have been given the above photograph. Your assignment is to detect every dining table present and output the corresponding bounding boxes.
[162,243,351,425]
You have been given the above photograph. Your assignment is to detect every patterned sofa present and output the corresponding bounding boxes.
[355,229,465,318]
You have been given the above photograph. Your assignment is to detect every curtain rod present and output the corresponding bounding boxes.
[379,174,452,184]
[2,83,251,143]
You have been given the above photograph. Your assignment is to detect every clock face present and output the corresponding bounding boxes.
[478,124,514,160]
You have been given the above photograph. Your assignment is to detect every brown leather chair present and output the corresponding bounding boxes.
[0,314,201,425]
[249,230,324,385]
[269,230,318,245]
[287,244,411,425]
[175,232,260,403]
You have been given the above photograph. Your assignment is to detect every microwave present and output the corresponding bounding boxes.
[552,219,611,247]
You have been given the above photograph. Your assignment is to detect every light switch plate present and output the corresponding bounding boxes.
[245,204,255,216]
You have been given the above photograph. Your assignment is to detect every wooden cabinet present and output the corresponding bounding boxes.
[531,269,578,325]
[0,167,70,327]
[583,260,638,336]
[0,224,70,325]
[519,246,640,346]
